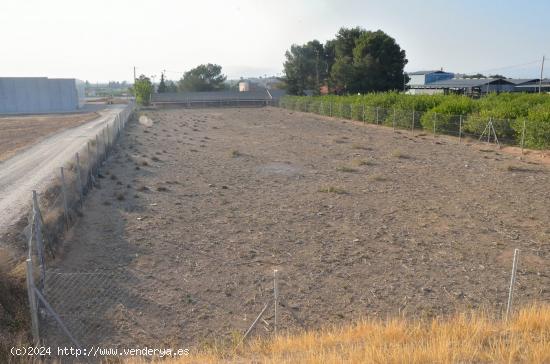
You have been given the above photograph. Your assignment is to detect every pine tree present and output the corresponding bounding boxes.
[157,72,167,93]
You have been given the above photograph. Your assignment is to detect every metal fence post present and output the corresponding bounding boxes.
[60,167,70,229]
[459,115,463,144]
[32,191,45,288]
[75,153,83,207]
[95,134,101,177]
[506,249,520,320]
[520,119,526,155]
[87,141,92,187]
[393,108,396,131]
[362,103,365,122]
[26,258,40,345]
[411,108,415,134]
[107,124,111,149]
[103,129,107,159]
[329,102,332,117]
[274,269,279,335]
[433,112,437,141]
[376,107,379,124]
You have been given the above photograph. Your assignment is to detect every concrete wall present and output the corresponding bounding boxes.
[0,77,80,114]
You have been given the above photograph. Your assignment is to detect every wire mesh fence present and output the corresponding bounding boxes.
[24,103,135,349]
[279,98,529,149]
[20,102,550,359]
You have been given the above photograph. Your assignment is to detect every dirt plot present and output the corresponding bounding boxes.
[0,112,98,161]
[48,107,550,348]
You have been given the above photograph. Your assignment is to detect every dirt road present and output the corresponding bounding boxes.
[0,106,125,234]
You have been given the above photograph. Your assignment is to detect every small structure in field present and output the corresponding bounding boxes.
[238,81,250,92]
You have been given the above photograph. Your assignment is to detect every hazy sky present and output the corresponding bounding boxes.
[1,0,549,82]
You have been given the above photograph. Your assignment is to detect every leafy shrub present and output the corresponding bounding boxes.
[279,93,550,149]
[520,105,550,149]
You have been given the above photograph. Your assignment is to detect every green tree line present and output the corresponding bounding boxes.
[157,63,227,93]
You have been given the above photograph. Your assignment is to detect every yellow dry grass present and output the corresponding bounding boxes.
[127,305,550,364]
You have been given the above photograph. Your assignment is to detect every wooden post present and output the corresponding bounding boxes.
[60,167,69,228]
[376,107,379,124]
[393,108,396,131]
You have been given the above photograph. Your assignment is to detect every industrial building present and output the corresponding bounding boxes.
[407,70,550,96]
[410,78,516,96]
[407,70,455,87]
[0,77,84,114]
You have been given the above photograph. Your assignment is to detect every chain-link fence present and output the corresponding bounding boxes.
[24,103,135,349]
[279,98,529,150]
[20,102,550,360]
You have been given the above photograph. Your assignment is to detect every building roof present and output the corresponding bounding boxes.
[515,78,550,88]
[505,78,539,85]
[407,70,451,76]
[412,78,514,89]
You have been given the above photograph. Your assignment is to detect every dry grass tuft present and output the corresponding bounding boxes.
[351,159,374,167]
[505,164,535,173]
[318,186,347,194]
[391,150,410,159]
[337,166,357,173]
[351,144,371,150]
[124,305,550,364]
[368,174,387,182]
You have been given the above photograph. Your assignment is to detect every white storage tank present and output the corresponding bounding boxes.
[239,81,250,92]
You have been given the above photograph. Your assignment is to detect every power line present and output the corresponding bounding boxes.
[475,59,541,74]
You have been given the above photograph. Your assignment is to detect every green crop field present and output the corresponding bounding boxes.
[280,93,550,149]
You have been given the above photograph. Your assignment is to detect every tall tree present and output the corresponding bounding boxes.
[166,80,178,92]
[284,27,408,94]
[283,40,328,95]
[133,75,153,105]
[352,30,408,92]
[178,64,226,92]
[157,72,167,93]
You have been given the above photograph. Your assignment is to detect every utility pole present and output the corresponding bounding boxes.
[539,56,545,94]
[133,66,136,83]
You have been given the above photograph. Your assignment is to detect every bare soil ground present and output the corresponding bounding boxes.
[0,112,98,161]
[47,107,550,348]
